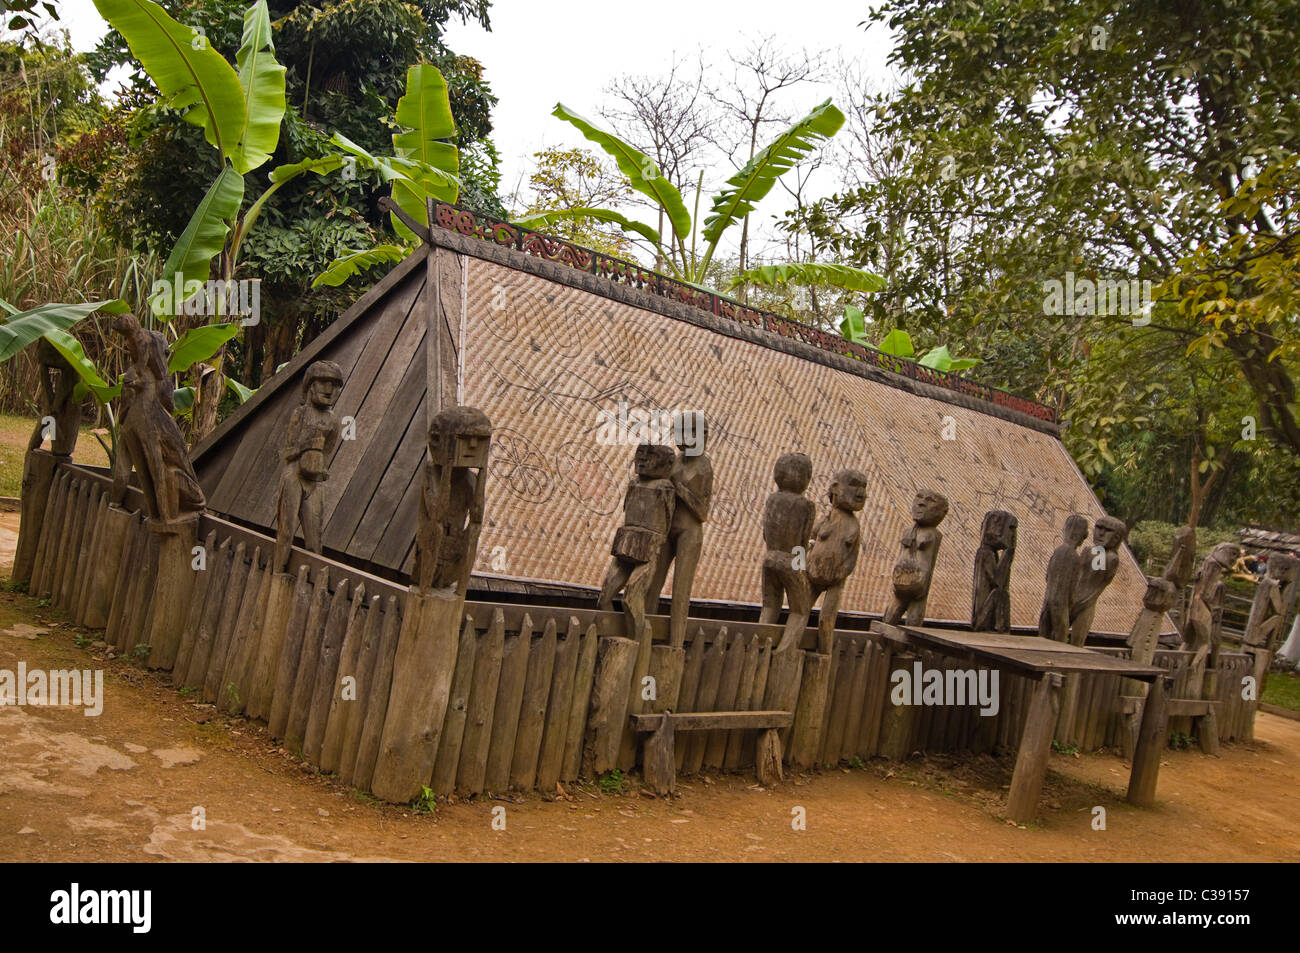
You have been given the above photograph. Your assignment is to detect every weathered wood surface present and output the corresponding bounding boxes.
[630,711,794,731]
[582,635,637,777]
[371,586,461,803]
[1005,674,1061,824]
[484,617,531,793]
[430,616,478,795]
[535,617,581,795]
[351,596,402,791]
[457,610,505,795]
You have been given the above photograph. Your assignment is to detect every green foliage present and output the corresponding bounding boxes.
[412,784,436,814]
[1262,670,1300,714]
[537,101,882,298]
[597,769,626,794]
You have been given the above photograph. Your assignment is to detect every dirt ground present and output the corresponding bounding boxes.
[1,515,1297,862]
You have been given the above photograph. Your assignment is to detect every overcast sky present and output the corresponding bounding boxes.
[50,0,895,255]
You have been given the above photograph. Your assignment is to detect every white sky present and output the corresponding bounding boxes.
[48,0,895,257]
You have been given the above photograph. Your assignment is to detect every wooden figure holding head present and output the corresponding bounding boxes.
[413,405,492,593]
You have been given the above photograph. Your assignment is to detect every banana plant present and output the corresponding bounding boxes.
[514,100,884,298]
[94,0,457,436]
[839,307,979,374]
[313,66,461,287]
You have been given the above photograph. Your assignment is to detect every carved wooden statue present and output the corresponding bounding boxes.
[109,312,205,523]
[273,361,343,573]
[597,442,677,641]
[412,405,491,593]
[971,509,1017,632]
[883,489,949,628]
[1184,543,1240,660]
[1163,525,1196,589]
[647,411,713,648]
[1127,576,1177,665]
[796,469,868,654]
[28,338,80,456]
[758,452,816,650]
[1066,515,1128,645]
[1037,514,1088,641]
[1244,553,1298,651]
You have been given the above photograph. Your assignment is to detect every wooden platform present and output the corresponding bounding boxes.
[873,621,1170,824]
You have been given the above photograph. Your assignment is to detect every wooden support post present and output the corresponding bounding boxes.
[560,623,599,782]
[351,596,401,791]
[269,566,326,740]
[510,617,557,790]
[319,585,371,773]
[283,573,337,749]
[1127,675,1171,808]
[298,577,351,760]
[71,489,105,624]
[535,617,581,796]
[28,468,69,597]
[879,652,918,761]
[430,616,479,795]
[582,635,637,778]
[145,517,200,671]
[337,594,385,787]
[762,644,804,753]
[755,728,783,786]
[642,712,676,796]
[371,586,464,803]
[177,537,232,690]
[788,651,832,770]
[245,571,299,721]
[1005,674,1062,824]
[84,504,132,630]
[458,609,506,795]
[484,619,531,792]
[15,449,59,584]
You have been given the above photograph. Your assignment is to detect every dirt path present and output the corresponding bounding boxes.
[1,577,1297,863]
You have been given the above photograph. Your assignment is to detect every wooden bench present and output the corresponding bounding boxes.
[629,710,793,794]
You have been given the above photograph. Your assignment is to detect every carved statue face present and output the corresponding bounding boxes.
[308,378,339,410]
[830,469,868,512]
[1142,576,1177,612]
[1093,516,1127,550]
[1211,542,1241,568]
[1270,554,1299,583]
[452,431,490,469]
[981,510,1013,547]
[1063,514,1089,547]
[634,442,675,479]
[773,453,812,494]
[912,490,949,527]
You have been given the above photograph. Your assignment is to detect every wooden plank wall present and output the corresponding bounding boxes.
[30,460,1262,803]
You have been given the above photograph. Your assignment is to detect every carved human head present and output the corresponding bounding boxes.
[1093,515,1127,549]
[773,452,812,494]
[829,469,868,513]
[673,410,709,457]
[303,360,343,409]
[1269,553,1299,583]
[1063,513,1089,548]
[912,489,949,527]
[1210,542,1241,569]
[981,510,1015,547]
[1141,576,1177,613]
[634,442,676,480]
[428,405,492,468]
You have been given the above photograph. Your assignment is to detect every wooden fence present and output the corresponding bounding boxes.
[19,460,1262,804]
